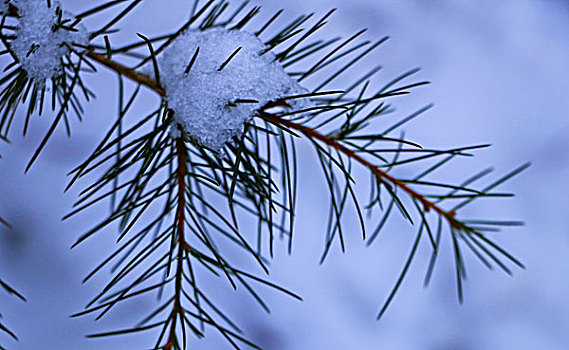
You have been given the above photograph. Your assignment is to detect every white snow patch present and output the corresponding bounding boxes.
[155,27,309,151]
[11,0,88,85]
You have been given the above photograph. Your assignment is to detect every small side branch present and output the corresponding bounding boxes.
[259,111,459,227]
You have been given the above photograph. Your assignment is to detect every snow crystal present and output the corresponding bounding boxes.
[11,0,88,84]
[155,27,309,151]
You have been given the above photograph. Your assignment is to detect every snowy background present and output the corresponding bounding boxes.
[1,0,568,349]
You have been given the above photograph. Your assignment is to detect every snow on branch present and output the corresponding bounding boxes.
[10,0,88,84]
[152,28,309,151]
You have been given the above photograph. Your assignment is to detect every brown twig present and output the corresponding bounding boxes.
[86,51,166,97]
[162,137,187,350]
[258,111,458,227]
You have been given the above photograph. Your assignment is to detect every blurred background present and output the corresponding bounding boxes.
[1,0,568,349]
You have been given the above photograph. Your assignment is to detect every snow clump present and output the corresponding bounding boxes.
[156,27,309,151]
[11,0,89,84]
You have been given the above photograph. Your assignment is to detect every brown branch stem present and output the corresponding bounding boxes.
[163,137,187,350]
[86,52,166,97]
[259,112,458,227]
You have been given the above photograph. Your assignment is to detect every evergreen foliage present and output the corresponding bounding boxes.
[0,1,527,348]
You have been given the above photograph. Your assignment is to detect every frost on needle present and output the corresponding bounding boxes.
[155,27,309,151]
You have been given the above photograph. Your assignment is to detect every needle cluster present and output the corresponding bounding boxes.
[0,1,527,349]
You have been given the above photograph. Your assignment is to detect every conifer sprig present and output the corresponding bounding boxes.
[1,1,527,349]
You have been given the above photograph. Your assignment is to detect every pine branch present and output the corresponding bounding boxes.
[82,52,465,236]
[80,53,452,227]
[2,1,527,348]
[79,41,526,328]
[74,4,526,344]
